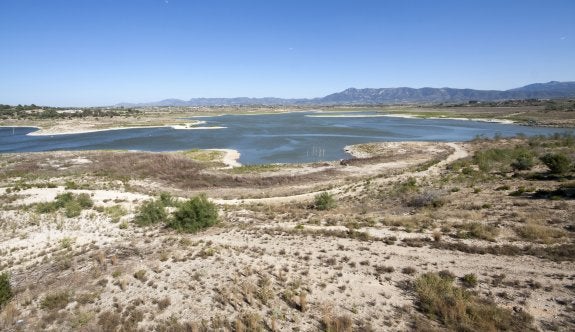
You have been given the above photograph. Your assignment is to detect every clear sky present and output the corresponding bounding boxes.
[0,0,574,106]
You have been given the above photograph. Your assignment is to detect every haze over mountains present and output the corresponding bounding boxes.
[118,81,575,107]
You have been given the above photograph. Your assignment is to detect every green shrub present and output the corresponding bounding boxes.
[55,192,75,207]
[456,222,499,242]
[540,153,572,174]
[159,192,176,207]
[511,151,535,171]
[134,200,167,226]
[104,205,127,223]
[461,273,478,288]
[76,193,94,208]
[169,194,218,233]
[65,180,79,189]
[314,191,336,210]
[394,177,418,194]
[65,200,83,218]
[36,192,93,216]
[41,291,70,310]
[0,272,12,308]
[36,201,59,213]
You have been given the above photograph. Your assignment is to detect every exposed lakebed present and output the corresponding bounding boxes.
[0,111,573,164]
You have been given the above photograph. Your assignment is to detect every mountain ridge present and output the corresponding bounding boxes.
[117,81,575,107]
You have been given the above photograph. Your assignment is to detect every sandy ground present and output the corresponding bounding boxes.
[0,140,573,331]
[212,142,465,205]
[211,149,242,168]
[24,120,223,136]
[381,114,516,124]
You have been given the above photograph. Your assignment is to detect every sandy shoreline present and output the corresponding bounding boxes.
[210,148,242,168]
[0,113,519,137]
[381,113,515,124]
[8,120,229,136]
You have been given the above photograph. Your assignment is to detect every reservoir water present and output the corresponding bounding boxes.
[0,111,573,164]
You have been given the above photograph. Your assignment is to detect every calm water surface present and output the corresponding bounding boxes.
[0,111,573,164]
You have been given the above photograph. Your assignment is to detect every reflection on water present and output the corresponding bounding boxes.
[0,111,573,164]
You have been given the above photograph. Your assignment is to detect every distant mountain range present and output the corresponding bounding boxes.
[117,81,575,107]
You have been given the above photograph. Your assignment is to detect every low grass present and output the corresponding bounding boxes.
[228,163,282,174]
[455,222,499,242]
[35,192,93,217]
[415,272,536,331]
[515,224,566,244]
[104,205,128,223]
[431,241,575,262]
[181,149,224,163]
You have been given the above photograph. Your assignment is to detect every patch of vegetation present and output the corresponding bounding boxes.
[531,182,575,199]
[474,146,537,173]
[168,194,219,233]
[181,149,224,163]
[515,224,566,244]
[35,192,93,217]
[314,191,336,210]
[0,103,140,120]
[228,163,281,174]
[392,177,418,195]
[540,153,572,175]
[511,150,535,171]
[460,273,478,288]
[134,199,167,226]
[455,222,499,242]
[415,272,535,331]
[159,192,177,207]
[104,205,128,223]
[408,190,445,208]
[41,291,71,310]
[0,272,12,308]
[431,242,575,262]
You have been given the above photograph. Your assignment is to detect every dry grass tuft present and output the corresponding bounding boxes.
[415,272,536,331]
[515,224,566,244]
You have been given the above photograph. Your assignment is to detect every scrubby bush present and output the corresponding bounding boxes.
[55,192,74,206]
[540,153,572,174]
[461,273,478,288]
[456,222,499,242]
[415,272,535,331]
[134,200,167,226]
[408,190,445,208]
[41,291,70,310]
[511,151,535,171]
[168,194,218,233]
[314,191,336,210]
[64,200,83,218]
[159,192,176,207]
[0,272,12,308]
[75,193,94,208]
[36,192,93,217]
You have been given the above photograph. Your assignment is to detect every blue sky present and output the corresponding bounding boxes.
[0,0,574,106]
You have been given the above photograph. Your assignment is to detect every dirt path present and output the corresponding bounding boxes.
[212,142,469,205]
